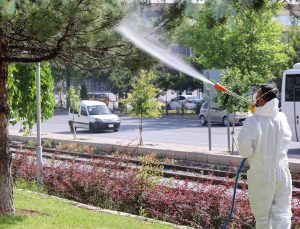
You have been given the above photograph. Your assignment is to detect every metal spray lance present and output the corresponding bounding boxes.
[214,83,256,113]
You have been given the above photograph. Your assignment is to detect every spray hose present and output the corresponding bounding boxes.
[221,158,247,229]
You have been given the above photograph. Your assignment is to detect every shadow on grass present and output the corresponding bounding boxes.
[0,208,47,227]
[0,215,25,226]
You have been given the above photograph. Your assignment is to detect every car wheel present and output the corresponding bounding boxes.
[199,115,207,125]
[89,123,96,132]
[223,116,231,126]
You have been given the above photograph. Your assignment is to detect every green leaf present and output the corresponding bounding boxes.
[8,62,55,131]
[4,0,16,15]
[176,1,293,111]
[127,70,162,119]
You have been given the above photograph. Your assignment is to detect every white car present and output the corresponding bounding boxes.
[199,101,250,126]
[167,95,204,110]
[68,100,120,132]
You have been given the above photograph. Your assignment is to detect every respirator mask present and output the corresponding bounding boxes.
[252,91,264,107]
[249,88,278,113]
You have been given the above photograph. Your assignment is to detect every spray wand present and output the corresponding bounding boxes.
[214,83,252,105]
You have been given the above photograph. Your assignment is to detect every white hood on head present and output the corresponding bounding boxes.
[254,98,279,117]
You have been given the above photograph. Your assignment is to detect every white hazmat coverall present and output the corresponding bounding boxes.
[237,98,292,229]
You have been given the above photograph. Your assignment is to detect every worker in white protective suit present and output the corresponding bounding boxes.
[238,84,293,229]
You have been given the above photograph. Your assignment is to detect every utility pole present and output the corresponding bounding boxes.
[231,112,236,154]
[36,62,43,188]
[227,110,231,152]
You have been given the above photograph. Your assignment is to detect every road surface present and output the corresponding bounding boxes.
[9,113,300,153]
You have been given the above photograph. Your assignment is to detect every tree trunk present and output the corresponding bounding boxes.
[0,37,15,215]
[72,112,77,140]
[139,115,143,146]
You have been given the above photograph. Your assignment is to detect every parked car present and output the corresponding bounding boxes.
[68,100,120,132]
[167,95,204,110]
[199,101,250,126]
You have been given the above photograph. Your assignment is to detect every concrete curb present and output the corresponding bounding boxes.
[17,189,191,229]
[9,133,246,166]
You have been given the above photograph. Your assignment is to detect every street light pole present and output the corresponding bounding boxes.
[227,110,231,152]
[36,62,43,188]
[206,73,212,151]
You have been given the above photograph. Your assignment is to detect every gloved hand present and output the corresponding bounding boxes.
[248,104,257,114]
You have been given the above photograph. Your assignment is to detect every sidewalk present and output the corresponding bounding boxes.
[8,129,300,172]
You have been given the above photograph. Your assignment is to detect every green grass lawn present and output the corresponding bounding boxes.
[0,189,175,229]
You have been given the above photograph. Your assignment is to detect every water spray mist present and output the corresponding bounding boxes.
[117,19,251,105]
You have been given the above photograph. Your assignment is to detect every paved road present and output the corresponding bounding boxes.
[9,113,300,152]
[10,113,241,148]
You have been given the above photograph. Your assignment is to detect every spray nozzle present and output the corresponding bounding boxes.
[214,83,228,93]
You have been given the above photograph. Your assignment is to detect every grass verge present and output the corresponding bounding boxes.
[0,189,174,229]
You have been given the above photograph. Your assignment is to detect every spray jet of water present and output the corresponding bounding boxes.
[116,23,214,86]
[116,11,252,104]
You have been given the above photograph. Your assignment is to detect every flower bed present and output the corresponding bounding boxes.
[12,151,300,228]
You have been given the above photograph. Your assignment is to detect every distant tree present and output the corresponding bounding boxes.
[288,19,300,64]
[177,1,293,112]
[154,68,203,94]
[109,68,136,98]
[51,64,86,108]
[67,86,81,140]
[80,84,88,100]
[126,70,162,146]
[203,0,300,21]
[110,66,203,99]
[8,63,55,133]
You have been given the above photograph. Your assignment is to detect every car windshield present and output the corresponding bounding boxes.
[87,105,111,115]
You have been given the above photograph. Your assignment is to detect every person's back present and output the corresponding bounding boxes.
[240,99,291,169]
[238,85,292,229]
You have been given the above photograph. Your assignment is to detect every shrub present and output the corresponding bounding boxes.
[141,180,254,228]
[12,151,300,228]
[42,139,54,148]
[138,154,164,184]
[56,143,94,154]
